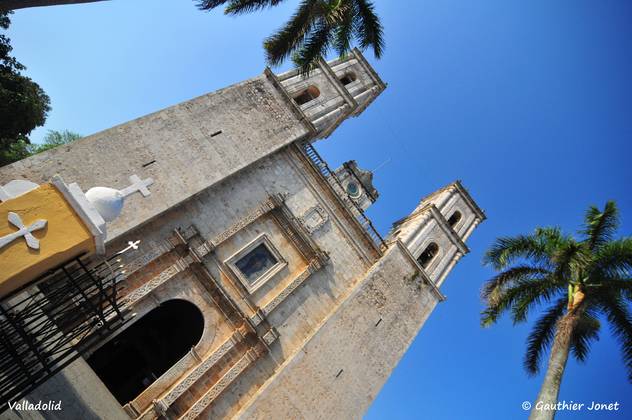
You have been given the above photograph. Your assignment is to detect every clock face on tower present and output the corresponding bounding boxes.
[346,181,361,199]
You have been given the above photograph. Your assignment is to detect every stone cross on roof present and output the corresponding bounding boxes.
[0,212,47,250]
[120,175,153,198]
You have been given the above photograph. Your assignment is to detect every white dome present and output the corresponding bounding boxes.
[85,187,124,222]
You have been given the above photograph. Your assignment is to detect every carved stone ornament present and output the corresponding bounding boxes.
[301,205,329,233]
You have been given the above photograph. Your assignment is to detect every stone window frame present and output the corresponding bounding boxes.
[225,233,288,294]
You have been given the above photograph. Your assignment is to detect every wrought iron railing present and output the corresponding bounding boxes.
[0,255,127,411]
[301,141,387,251]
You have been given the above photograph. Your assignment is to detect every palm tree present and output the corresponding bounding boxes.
[481,201,632,420]
[197,0,384,73]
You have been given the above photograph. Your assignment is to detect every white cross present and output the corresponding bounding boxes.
[117,240,141,255]
[120,175,154,198]
[0,212,47,250]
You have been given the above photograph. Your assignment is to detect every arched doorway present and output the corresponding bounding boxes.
[87,299,204,404]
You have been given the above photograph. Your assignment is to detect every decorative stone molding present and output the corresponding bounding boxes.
[262,327,280,346]
[250,309,266,327]
[119,239,176,278]
[179,345,264,420]
[257,258,325,319]
[209,198,277,247]
[300,205,329,234]
[119,256,193,308]
[150,330,245,416]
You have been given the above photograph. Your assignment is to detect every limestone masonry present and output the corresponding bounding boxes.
[0,50,484,419]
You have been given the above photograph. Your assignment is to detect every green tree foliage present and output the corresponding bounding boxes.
[197,0,384,73]
[0,11,51,166]
[482,202,632,419]
[4,129,81,162]
[31,129,82,153]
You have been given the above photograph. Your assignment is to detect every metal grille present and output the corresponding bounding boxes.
[0,255,127,411]
[301,141,387,250]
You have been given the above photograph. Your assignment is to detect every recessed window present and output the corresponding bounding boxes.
[293,85,320,105]
[339,72,357,85]
[448,211,462,228]
[226,234,287,293]
[417,242,439,269]
[235,243,278,282]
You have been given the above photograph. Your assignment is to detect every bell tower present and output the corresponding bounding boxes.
[272,48,386,139]
[389,180,486,287]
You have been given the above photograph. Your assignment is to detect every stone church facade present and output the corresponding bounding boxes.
[0,50,484,419]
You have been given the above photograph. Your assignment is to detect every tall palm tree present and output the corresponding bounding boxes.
[197,0,384,73]
[481,201,632,420]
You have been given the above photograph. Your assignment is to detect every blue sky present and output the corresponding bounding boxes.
[7,1,632,418]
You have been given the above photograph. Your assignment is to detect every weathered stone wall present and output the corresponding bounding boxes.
[235,242,441,419]
[0,74,311,242]
[78,145,382,418]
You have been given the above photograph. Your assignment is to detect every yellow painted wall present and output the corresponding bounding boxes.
[0,183,95,297]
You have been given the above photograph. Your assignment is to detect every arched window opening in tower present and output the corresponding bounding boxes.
[293,85,320,105]
[448,211,462,228]
[87,299,204,405]
[339,72,357,85]
[417,242,439,269]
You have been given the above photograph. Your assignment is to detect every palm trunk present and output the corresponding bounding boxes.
[0,0,107,12]
[529,308,582,420]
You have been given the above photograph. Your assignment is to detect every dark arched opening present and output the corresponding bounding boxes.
[417,242,439,269]
[87,299,204,405]
[339,72,357,85]
[293,85,320,105]
[448,211,462,228]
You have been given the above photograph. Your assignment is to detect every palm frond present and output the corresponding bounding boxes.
[225,0,287,15]
[511,278,565,324]
[484,234,551,271]
[333,0,355,57]
[592,238,632,279]
[581,201,619,250]
[597,278,632,301]
[353,0,384,58]
[600,295,632,382]
[570,311,600,362]
[524,298,566,375]
[481,277,562,327]
[481,265,551,305]
[293,17,332,74]
[551,240,588,287]
[196,0,233,11]
[264,0,325,67]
